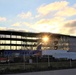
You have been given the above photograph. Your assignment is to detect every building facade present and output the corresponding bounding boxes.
[0,30,76,51]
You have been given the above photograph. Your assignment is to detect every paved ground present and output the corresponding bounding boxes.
[6,68,76,75]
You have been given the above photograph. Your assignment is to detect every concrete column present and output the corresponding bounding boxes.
[21,36,22,50]
[16,35,17,50]
[10,33,12,50]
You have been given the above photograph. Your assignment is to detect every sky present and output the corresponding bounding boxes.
[0,0,76,36]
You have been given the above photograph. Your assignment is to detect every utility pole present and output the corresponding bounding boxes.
[48,55,50,67]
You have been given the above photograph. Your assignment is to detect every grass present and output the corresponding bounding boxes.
[0,61,76,74]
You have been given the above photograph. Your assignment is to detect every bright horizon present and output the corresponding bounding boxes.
[0,0,76,36]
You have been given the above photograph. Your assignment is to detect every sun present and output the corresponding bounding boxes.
[42,36,49,43]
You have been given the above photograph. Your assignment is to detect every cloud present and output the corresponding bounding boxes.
[32,16,65,33]
[64,20,76,28]
[59,20,76,36]
[0,27,7,30]
[12,22,21,27]
[37,1,68,16]
[73,4,76,8]
[22,22,31,26]
[18,12,32,19]
[11,21,31,27]
[35,17,65,25]
[7,28,28,32]
[1,1,76,36]
[0,26,29,32]
[32,16,76,36]
[0,17,7,22]
[11,22,32,32]
[33,1,76,36]
[36,1,76,19]
[55,6,76,17]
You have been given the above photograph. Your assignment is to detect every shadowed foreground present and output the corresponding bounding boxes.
[6,68,76,75]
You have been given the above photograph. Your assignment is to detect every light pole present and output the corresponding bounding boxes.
[69,52,72,67]
[48,55,50,67]
[23,53,25,69]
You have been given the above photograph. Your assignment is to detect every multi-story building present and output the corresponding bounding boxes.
[0,30,76,52]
